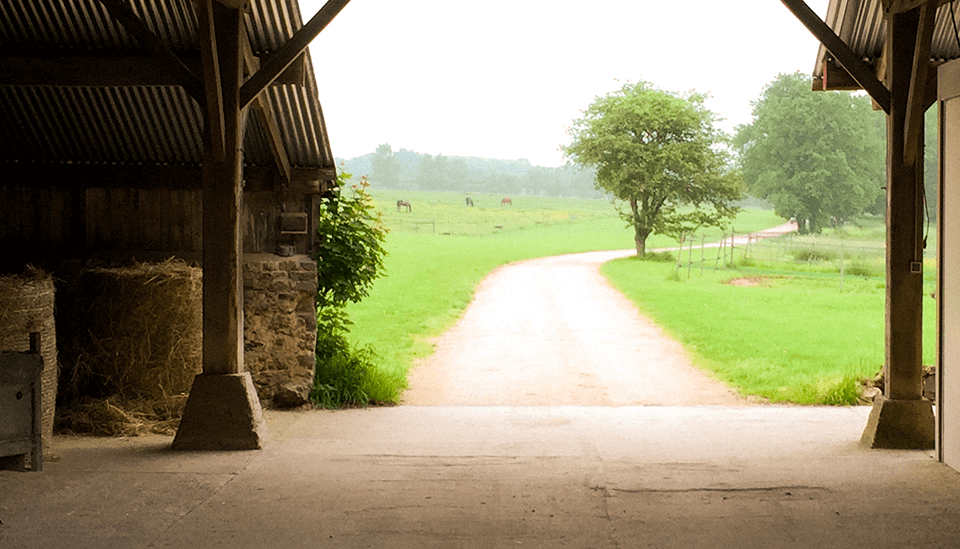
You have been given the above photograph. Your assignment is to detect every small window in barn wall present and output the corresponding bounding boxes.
[279,212,308,235]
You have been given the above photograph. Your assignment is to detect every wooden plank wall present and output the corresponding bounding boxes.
[84,188,202,252]
[0,186,317,261]
[0,187,80,252]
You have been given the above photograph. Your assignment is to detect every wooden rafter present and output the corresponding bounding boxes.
[904,0,937,165]
[0,162,334,192]
[95,0,204,103]
[0,55,304,88]
[241,31,293,183]
[197,0,226,162]
[239,0,351,109]
[781,0,892,113]
[251,98,293,183]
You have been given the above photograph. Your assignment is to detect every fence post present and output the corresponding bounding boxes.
[729,228,736,267]
[687,236,694,279]
[700,234,706,275]
[675,232,684,278]
[715,233,724,270]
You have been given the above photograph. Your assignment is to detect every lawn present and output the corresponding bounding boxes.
[601,253,937,405]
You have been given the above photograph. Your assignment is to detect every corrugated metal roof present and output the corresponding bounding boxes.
[0,0,333,175]
[814,0,960,83]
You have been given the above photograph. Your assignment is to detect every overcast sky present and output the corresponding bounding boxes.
[304,0,831,167]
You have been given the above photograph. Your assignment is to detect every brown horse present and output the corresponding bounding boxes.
[501,197,512,206]
[397,200,411,212]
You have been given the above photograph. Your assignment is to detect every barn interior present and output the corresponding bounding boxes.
[2,0,960,547]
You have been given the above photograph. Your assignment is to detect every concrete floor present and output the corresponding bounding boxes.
[1,405,959,548]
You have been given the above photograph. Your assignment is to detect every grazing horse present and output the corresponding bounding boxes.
[501,197,512,206]
[465,197,474,207]
[396,199,411,212]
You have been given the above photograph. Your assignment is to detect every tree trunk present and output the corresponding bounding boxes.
[629,198,649,256]
[635,227,647,256]
[810,213,822,234]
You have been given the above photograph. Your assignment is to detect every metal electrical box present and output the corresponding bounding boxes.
[0,332,43,472]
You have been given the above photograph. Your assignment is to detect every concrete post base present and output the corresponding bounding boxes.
[172,373,268,450]
[860,396,935,449]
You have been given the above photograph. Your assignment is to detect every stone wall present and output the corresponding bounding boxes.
[243,254,317,407]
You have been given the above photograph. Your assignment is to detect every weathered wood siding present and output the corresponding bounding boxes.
[84,188,203,252]
[0,186,81,253]
[0,185,318,263]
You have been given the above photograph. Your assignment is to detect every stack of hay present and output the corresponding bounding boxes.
[56,260,202,436]
[0,268,58,453]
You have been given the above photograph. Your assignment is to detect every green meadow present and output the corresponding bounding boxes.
[602,260,935,404]
[343,189,926,405]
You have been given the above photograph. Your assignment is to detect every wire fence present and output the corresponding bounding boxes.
[384,209,584,236]
[669,230,936,291]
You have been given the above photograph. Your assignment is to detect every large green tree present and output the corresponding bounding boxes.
[734,72,886,233]
[563,81,744,255]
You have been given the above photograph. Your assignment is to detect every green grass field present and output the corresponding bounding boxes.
[602,259,936,404]
[342,190,921,405]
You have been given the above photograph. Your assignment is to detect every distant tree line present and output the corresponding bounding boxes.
[336,144,603,199]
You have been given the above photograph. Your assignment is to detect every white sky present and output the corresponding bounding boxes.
[304,0,831,167]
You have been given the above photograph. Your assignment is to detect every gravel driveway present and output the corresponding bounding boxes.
[403,223,796,406]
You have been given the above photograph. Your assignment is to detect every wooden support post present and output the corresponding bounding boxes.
[861,6,934,449]
[173,1,267,451]
[201,1,244,377]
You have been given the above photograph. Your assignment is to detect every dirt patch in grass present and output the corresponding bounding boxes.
[724,276,772,287]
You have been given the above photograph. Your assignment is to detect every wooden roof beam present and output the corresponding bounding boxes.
[95,0,204,103]
[240,26,292,184]
[0,162,334,192]
[239,0,351,109]
[197,0,225,162]
[904,0,937,165]
[0,55,304,87]
[781,0,892,113]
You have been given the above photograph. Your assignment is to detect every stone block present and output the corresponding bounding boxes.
[172,373,268,450]
[272,381,311,408]
[860,396,935,449]
[294,281,316,293]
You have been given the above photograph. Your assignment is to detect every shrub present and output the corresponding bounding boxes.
[638,250,675,262]
[843,264,877,278]
[312,171,390,408]
[792,248,837,262]
[313,344,379,408]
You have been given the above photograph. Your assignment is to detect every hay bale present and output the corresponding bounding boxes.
[0,268,58,452]
[56,260,201,435]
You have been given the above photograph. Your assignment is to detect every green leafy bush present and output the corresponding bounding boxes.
[312,171,390,408]
[792,248,837,262]
[843,264,877,278]
[638,251,675,262]
[313,344,378,408]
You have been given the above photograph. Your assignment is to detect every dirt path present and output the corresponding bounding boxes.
[402,222,797,406]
